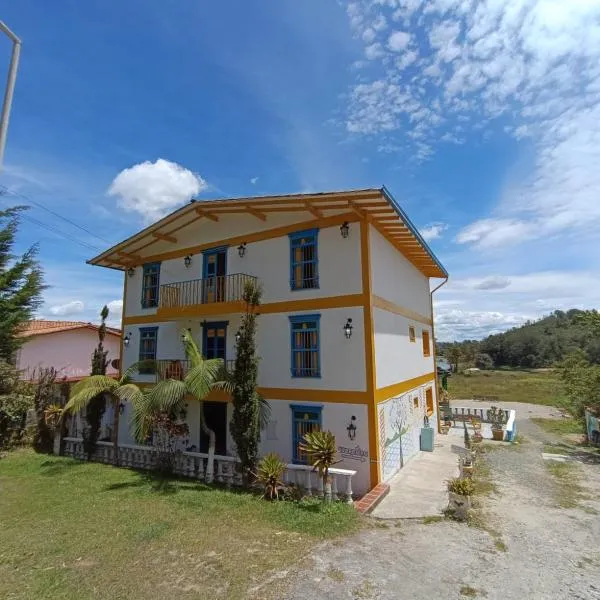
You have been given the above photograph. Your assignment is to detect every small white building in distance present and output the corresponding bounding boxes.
[88,188,448,495]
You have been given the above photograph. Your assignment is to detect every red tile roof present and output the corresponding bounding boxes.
[19,320,121,338]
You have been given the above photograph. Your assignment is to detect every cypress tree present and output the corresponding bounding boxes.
[0,206,45,361]
[230,281,262,483]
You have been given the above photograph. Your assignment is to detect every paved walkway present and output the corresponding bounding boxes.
[371,432,463,519]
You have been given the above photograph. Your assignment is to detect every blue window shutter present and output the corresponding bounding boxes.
[289,229,319,291]
[138,327,158,374]
[291,404,323,464]
[141,262,161,308]
[289,314,321,378]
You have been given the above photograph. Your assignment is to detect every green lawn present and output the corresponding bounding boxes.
[0,450,360,600]
[447,369,565,405]
[531,417,583,437]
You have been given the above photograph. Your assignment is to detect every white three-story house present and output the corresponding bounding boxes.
[88,188,448,494]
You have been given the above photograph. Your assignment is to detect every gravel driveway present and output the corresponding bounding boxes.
[261,403,600,600]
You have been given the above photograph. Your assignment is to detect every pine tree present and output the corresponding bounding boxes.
[230,281,263,483]
[83,305,109,458]
[0,206,45,361]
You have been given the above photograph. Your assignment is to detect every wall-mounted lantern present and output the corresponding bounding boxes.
[343,318,353,339]
[347,415,357,440]
[184,254,192,268]
[235,330,241,344]
[340,221,350,239]
[127,267,135,278]
[181,328,191,342]
[123,332,131,347]
[119,402,126,415]
[238,242,247,258]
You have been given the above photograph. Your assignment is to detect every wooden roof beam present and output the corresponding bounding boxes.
[246,205,267,222]
[117,251,141,261]
[152,232,177,244]
[195,207,219,221]
[304,201,323,219]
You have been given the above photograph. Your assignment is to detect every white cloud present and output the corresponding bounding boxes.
[420,222,447,241]
[48,300,85,317]
[365,42,385,60]
[434,270,600,340]
[250,177,259,184]
[388,30,411,51]
[108,159,207,224]
[372,14,388,31]
[343,0,600,249]
[107,299,123,322]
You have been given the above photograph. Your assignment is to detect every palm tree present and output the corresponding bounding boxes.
[133,330,232,482]
[64,364,146,465]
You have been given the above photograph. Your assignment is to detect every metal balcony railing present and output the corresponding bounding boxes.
[159,274,258,309]
[155,359,235,381]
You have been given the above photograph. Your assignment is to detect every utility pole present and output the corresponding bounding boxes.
[0,21,21,172]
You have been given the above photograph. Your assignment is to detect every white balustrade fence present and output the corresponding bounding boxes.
[62,438,356,502]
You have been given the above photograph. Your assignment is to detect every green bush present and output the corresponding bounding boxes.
[0,361,34,450]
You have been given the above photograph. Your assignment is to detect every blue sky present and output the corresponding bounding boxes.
[1,0,599,340]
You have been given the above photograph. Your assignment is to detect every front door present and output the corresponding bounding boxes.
[202,248,227,303]
[200,401,227,455]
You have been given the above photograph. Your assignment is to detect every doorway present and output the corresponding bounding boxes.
[200,401,228,455]
[202,248,227,303]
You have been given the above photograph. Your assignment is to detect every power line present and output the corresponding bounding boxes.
[19,213,103,252]
[0,184,113,245]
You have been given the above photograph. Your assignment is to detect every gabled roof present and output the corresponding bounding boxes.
[88,187,447,278]
[20,320,121,338]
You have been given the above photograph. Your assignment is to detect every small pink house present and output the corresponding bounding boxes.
[16,320,121,382]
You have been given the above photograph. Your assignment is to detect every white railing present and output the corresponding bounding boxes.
[62,438,356,501]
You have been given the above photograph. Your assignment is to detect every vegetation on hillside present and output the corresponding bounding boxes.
[439,309,600,369]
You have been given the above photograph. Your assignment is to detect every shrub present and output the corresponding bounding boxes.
[447,477,475,496]
[0,361,33,450]
[256,453,287,500]
[151,412,190,475]
[474,353,494,370]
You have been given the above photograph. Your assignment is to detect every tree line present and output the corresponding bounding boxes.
[438,309,600,370]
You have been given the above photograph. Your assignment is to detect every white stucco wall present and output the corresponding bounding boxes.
[122,307,366,392]
[373,308,434,388]
[369,225,431,316]
[260,400,371,495]
[17,328,120,381]
[124,220,361,317]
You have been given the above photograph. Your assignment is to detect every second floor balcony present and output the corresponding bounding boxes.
[155,358,236,381]
[157,273,258,318]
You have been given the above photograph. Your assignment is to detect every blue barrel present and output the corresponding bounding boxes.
[420,427,435,452]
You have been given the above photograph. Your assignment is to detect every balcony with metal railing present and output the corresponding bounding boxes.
[155,358,236,381]
[157,273,258,318]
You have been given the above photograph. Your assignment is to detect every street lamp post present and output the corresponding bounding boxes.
[0,21,22,171]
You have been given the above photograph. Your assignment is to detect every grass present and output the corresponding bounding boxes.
[544,460,588,509]
[460,584,484,597]
[448,369,564,405]
[0,449,360,600]
[532,417,583,437]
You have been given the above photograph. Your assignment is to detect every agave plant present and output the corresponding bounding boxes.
[299,430,339,503]
[255,453,286,500]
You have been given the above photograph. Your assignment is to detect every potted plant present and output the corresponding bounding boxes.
[447,477,474,520]
[487,406,507,441]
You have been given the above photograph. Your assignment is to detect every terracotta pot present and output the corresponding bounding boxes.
[492,429,505,441]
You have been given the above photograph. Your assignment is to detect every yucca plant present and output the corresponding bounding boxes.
[299,430,339,503]
[43,404,64,429]
[255,453,286,500]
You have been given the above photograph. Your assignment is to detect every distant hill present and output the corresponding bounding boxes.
[439,309,600,368]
